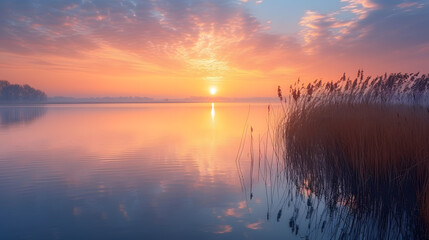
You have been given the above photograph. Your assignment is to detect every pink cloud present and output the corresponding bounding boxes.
[397,2,419,8]
[341,0,378,9]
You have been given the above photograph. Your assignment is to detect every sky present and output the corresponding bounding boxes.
[1,0,429,98]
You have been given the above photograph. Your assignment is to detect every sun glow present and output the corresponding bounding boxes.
[210,87,217,95]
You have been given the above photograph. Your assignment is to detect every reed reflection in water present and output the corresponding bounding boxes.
[240,104,429,239]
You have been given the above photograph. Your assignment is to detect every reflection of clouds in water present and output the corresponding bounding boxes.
[238,201,247,209]
[119,204,129,220]
[0,103,273,239]
[0,131,242,239]
[73,207,82,216]
[0,106,46,127]
[246,219,263,230]
[224,208,243,218]
[224,200,250,218]
[214,225,232,234]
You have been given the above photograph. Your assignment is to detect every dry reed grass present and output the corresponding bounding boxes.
[276,71,429,239]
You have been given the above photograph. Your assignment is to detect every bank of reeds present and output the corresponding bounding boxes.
[277,71,429,239]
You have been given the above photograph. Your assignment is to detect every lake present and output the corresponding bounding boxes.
[0,103,302,240]
[1,103,425,239]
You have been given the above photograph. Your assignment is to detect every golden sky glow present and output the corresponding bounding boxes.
[1,0,429,98]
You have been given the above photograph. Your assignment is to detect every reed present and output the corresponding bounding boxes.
[276,71,429,239]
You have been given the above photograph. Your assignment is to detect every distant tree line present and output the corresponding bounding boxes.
[0,80,47,102]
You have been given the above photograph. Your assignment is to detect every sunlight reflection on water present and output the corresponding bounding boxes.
[211,102,215,122]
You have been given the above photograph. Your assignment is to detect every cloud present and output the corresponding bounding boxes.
[0,0,302,74]
[342,0,379,9]
[296,0,429,76]
[299,0,377,54]
[299,0,429,54]
[1,0,429,87]
[397,2,419,8]
[338,1,429,54]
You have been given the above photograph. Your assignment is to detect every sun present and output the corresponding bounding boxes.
[210,87,217,95]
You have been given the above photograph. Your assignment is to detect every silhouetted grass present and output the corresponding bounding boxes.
[276,71,429,239]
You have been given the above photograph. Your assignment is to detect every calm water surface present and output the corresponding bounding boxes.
[3,103,421,239]
[0,103,305,240]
